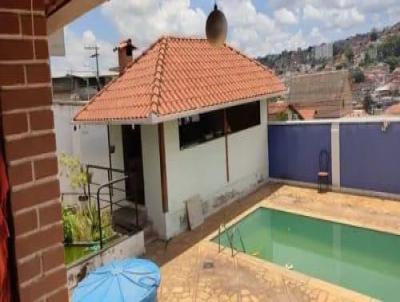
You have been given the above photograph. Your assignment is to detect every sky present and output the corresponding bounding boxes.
[50,0,400,76]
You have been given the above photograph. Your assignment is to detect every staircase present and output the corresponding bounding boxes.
[86,164,160,248]
[112,206,158,244]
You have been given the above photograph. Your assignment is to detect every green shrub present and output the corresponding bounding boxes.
[62,204,115,243]
[370,29,378,42]
[352,67,365,83]
[344,46,354,63]
[58,154,91,196]
[385,56,399,72]
[276,111,288,121]
[62,207,75,244]
[378,35,400,60]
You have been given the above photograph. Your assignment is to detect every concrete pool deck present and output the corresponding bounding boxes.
[144,183,400,301]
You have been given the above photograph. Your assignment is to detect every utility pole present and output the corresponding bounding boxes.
[85,45,100,90]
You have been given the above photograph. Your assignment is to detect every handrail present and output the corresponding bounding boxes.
[87,164,125,174]
[96,176,128,249]
[218,223,246,257]
[86,164,126,205]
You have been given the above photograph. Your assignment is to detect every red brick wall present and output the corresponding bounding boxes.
[0,1,68,301]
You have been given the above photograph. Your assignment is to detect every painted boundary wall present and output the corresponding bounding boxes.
[268,124,332,184]
[268,118,400,197]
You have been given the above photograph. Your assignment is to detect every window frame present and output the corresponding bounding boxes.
[178,100,261,150]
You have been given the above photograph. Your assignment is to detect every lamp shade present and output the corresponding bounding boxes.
[206,4,227,47]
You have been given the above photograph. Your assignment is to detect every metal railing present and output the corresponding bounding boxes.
[86,164,126,205]
[96,176,128,249]
[85,164,140,249]
[218,223,246,257]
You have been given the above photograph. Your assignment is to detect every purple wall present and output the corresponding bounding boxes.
[340,123,400,194]
[268,124,331,183]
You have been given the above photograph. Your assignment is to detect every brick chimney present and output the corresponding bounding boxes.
[113,39,137,74]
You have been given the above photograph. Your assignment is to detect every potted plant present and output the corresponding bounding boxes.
[59,154,92,202]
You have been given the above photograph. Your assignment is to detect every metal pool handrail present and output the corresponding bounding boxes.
[218,223,246,257]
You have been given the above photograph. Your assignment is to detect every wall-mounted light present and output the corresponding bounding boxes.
[205,2,227,47]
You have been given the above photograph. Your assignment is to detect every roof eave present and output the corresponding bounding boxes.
[73,91,285,126]
[47,0,107,35]
[153,92,284,123]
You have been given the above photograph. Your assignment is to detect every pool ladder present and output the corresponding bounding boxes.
[218,223,246,257]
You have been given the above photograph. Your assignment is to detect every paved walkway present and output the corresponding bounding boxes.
[144,184,400,301]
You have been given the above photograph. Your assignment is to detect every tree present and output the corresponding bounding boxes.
[385,56,399,72]
[352,67,365,83]
[344,46,354,63]
[333,42,344,57]
[370,29,378,42]
[276,111,288,121]
[378,35,400,60]
[361,52,373,67]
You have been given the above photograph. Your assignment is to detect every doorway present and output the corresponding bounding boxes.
[122,125,145,205]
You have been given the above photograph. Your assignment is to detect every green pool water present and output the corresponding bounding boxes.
[213,208,400,301]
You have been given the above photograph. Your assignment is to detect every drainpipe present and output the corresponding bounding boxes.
[107,125,113,204]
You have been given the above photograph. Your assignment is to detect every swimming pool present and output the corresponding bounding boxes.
[213,207,400,302]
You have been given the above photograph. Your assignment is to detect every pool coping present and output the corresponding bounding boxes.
[205,202,384,302]
[263,202,400,237]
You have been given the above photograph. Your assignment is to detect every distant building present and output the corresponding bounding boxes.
[344,109,369,118]
[268,101,316,121]
[52,72,117,194]
[287,70,353,118]
[374,67,400,99]
[52,72,116,102]
[314,43,333,61]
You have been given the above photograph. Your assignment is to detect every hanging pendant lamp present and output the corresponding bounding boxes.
[205,2,227,47]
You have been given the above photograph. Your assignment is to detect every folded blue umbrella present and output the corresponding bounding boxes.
[73,258,161,302]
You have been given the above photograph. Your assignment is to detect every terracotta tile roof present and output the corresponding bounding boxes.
[268,102,289,115]
[385,103,400,115]
[267,101,316,120]
[288,70,353,119]
[74,36,285,123]
[297,108,316,120]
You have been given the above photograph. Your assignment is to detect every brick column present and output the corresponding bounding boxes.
[0,1,68,301]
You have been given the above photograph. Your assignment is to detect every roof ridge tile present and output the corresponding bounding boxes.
[150,36,168,115]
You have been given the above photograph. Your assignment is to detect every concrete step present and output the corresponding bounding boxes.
[112,206,147,234]
[111,205,159,243]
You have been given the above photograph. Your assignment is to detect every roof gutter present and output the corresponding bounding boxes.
[73,91,285,126]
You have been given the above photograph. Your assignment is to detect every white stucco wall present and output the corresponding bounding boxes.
[55,100,269,239]
[163,100,268,238]
[67,231,145,293]
[141,125,167,237]
[53,104,81,158]
[109,125,125,171]
[53,104,128,207]
[53,104,110,195]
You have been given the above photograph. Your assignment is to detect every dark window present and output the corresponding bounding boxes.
[179,110,224,149]
[226,101,260,133]
[178,101,261,149]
